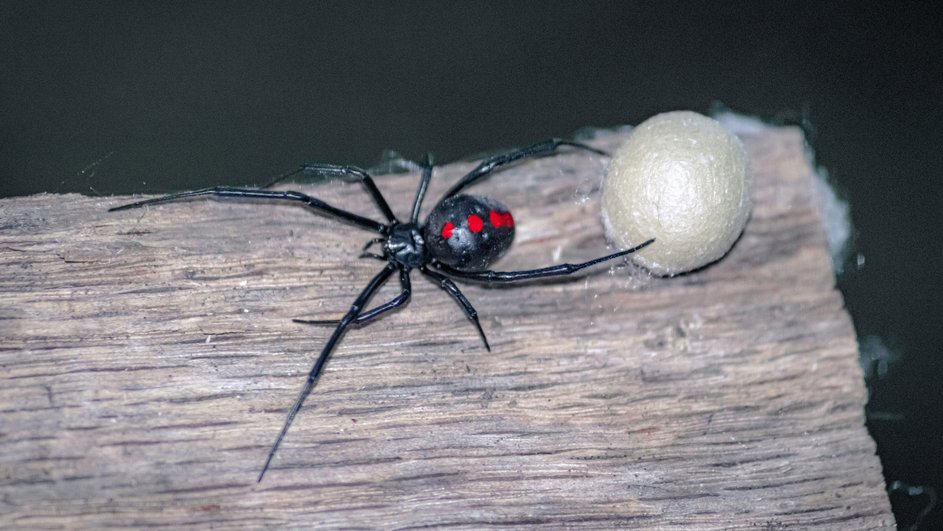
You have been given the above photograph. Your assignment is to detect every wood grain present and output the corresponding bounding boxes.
[0,128,892,528]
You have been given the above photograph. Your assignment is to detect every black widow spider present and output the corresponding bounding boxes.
[110,138,654,481]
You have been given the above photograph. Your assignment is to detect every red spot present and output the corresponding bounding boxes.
[441,222,454,239]
[489,210,514,228]
[467,214,484,233]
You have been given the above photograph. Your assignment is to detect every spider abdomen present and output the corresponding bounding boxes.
[424,194,515,271]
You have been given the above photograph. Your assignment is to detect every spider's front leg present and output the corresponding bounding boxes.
[264,163,398,223]
[109,187,387,234]
[258,262,397,482]
[292,268,411,328]
[359,237,386,261]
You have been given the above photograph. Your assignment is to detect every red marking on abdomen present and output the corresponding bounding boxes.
[441,222,454,239]
[467,214,483,233]
[489,210,514,229]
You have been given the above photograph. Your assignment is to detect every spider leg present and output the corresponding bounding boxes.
[433,239,655,283]
[420,266,490,351]
[293,268,411,327]
[264,163,397,223]
[438,139,609,202]
[109,187,386,234]
[358,238,386,261]
[258,262,396,482]
[409,153,434,223]
[362,237,384,252]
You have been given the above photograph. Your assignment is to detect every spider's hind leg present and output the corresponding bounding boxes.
[440,138,609,200]
[420,266,490,351]
[433,239,655,283]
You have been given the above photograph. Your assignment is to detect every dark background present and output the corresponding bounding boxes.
[2,2,941,527]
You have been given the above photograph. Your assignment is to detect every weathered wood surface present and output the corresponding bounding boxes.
[0,128,892,528]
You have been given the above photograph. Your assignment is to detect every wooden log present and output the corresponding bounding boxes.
[0,128,893,528]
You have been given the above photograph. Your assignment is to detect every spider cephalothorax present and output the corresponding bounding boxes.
[110,138,653,481]
[385,221,427,268]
